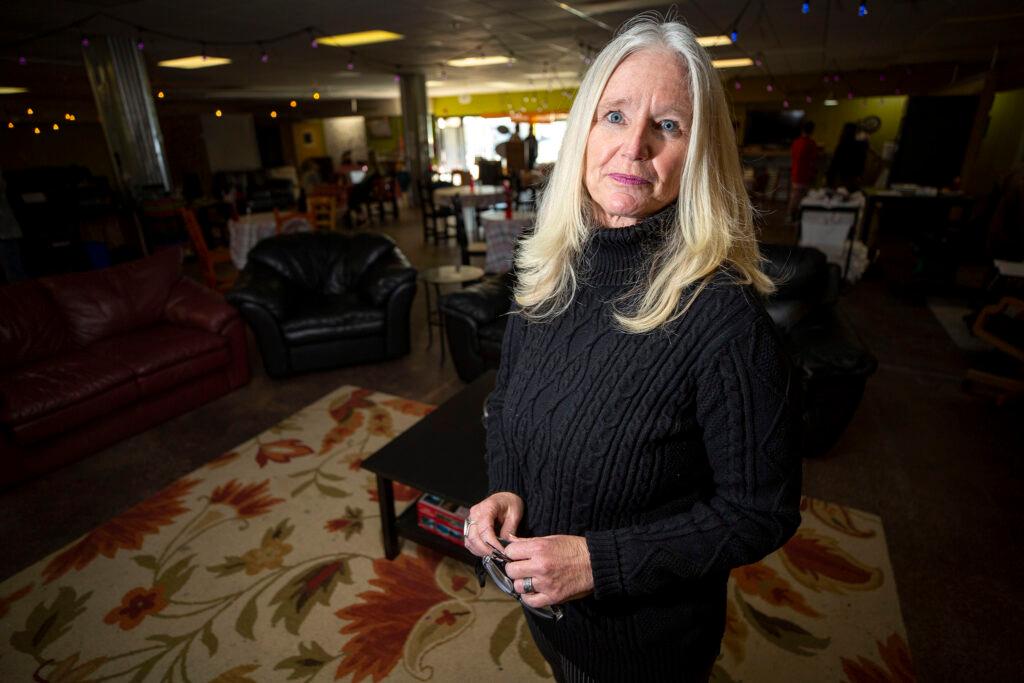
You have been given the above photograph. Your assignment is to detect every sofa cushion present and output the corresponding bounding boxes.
[282,294,385,345]
[40,247,182,346]
[0,280,73,370]
[90,324,229,396]
[0,349,139,444]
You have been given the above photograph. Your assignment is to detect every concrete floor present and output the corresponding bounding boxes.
[1,206,1021,681]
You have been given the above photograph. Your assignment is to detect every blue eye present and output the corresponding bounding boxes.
[606,111,624,124]
[660,119,680,133]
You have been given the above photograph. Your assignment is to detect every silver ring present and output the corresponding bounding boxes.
[523,576,536,594]
[463,519,477,536]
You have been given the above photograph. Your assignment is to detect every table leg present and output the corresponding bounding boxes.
[375,474,400,560]
[435,283,446,367]
[423,279,433,349]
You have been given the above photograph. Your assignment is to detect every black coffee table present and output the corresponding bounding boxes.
[361,370,495,564]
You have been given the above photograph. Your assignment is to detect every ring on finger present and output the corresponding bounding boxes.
[523,576,536,594]
[463,518,477,536]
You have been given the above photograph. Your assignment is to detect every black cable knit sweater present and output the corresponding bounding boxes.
[485,206,804,681]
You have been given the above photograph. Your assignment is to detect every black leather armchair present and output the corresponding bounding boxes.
[227,232,417,377]
[440,245,877,458]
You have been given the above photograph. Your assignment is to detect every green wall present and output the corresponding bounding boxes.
[798,96,908,154]
[970,87,1024,194]
[366,116,403,158]
[431,88,577,117]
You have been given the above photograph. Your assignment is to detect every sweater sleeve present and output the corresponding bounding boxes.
[585,311,804,599]
[485,304,525,497]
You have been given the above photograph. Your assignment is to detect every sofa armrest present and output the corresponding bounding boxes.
[358,253,418,307]
[164,277,238,334]
[439,272,515,327]
[225,263,297,320]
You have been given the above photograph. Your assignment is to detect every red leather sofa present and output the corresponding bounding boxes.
[0,247,249,487]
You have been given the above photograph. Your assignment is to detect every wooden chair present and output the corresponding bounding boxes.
[273,208,314,235]
[964,296,1024,405]
[307,195,338,231]
[453,195,487,266]
[180,208,235,292]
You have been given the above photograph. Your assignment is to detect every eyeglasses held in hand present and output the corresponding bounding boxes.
[475,539,564,621]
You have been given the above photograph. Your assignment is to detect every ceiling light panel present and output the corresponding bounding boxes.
[316,30,404,47]
[158,56,232,69]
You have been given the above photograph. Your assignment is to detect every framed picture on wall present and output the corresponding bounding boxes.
[367,117,392,139]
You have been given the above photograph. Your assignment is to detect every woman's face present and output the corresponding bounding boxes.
[584,49,692,228]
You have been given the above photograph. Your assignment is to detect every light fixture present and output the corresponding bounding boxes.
[81,36,90,48]
[766,83,774,92]
[858,1,868,16]
[729,29,739,43]
[312,90,321,100]
[18,56,27,66]
[447,55,515,67]
[260,48,269,63]
[289,100,297,108]
[783,99,790,108]
[801,2,810,14]
[158,55,231,69]
[309,29,318,48]
[437,117,447,129]
[824,98,838,106]
[136,38,145,51]
[696,35,732,47]
[68,114,76,121]
[64,113,71,120]
[52,123,59,131]
[734,80,742,90]
[270,110,278,118]
[711,57,754,69]
[33,126,40,134]
[0,87,28,94]
[316,30,404,47]
[215,109,223,117]
[847,91,854,99]
[805,95,812,103]
[7,122,13,128]
[156,90,165,99]
[26,107,33,115]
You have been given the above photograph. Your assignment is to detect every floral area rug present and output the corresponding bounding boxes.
[0,386,913,682]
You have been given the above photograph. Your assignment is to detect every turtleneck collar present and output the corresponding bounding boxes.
[580,202,677,287]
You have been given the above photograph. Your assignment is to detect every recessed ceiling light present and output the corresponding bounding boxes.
[712,57,754,69]
[158,55,232,69]
[447,55,516,68]
[697,35,733,47]
[824,99,839,106]
[0,87,28,94]
[316,30,404,47]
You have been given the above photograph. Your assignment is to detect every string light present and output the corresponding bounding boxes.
[801,1,810,13]
[156,90,165,99]
[215,109,223,117]
[312,90,320,100]
[289,100,297,108]
[783,99,790,108]
[766,83,774,92]
[309,30,318,48]
[136,38,145,51]
[18,56,27,66]
[858,1,868,17]
[734,80,742,90]
[847,91,854,99]
[729,28,739,43]
[33,126,40,134]
[69,114,76,121]
[26,107,33,115]
[347,52,355,70]
[805,95,812,103]
[270,110,278,118]
[259,44,269,63]
[52,123,59,131]
[81,35,90,48]
[7,122,13,129]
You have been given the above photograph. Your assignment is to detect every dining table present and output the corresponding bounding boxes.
[228,211,312,270]
[479,209,535,273]
[432,184,505,238]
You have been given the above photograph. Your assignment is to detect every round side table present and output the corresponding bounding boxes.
[420,264,485,366]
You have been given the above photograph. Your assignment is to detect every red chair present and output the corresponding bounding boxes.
[180,208,235,292]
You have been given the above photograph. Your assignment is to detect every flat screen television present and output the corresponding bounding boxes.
[743,109,805,147]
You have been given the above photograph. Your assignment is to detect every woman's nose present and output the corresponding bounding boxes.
[619,121,651,161]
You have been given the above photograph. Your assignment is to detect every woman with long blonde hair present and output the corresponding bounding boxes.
[464,14,803,681]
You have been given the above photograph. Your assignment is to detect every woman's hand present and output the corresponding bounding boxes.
[503,535,594,608]
[463,491,524,558]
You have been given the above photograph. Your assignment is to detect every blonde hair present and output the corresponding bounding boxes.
[514,13,774,334]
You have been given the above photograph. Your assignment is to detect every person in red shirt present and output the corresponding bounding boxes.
[788,120,818,221]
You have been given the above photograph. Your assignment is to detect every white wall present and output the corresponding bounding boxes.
[201,114,261,172]
[323,116,368,164]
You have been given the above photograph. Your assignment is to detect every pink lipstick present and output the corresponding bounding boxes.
[609,173,651,186]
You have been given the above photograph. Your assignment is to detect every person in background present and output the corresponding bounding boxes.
[0,168,27,283]
[827,122,868,191]
[524,124,539,170]
[788,120,818,221]
[504,125,527,178]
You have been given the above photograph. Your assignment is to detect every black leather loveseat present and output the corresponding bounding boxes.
[227,232,417,377]
[440,245,876,458]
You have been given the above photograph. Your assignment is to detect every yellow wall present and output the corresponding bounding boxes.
[366,116,403,158]
[798,96,908,154]
[431,88,577,117]
[291,120,326,164]
[970,87,1024,194]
